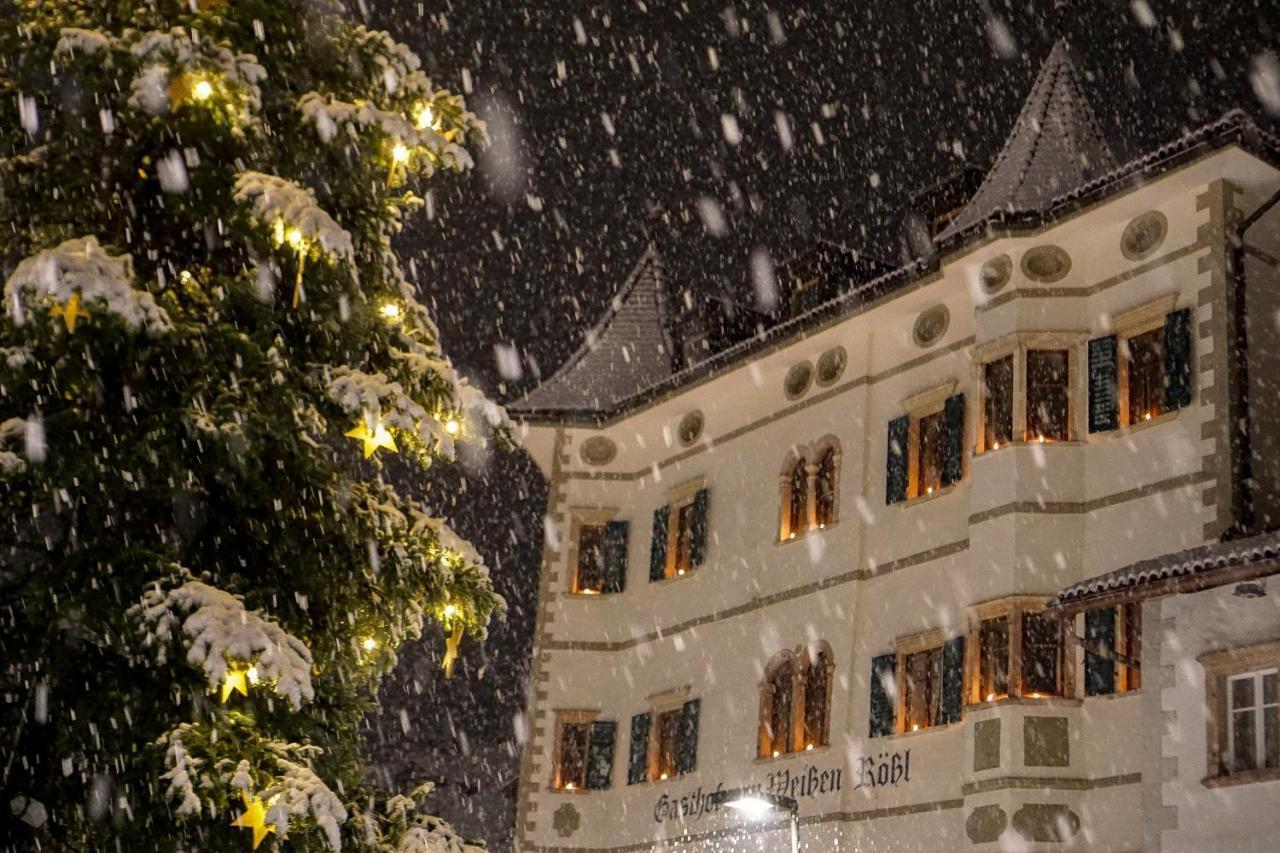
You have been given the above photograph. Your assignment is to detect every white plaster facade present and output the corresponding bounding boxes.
[509,58,1280,853]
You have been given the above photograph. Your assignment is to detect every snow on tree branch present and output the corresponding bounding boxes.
[3,236,171,334]
[134,577,314,709]
[233,172,356,262]
[327,367,455,459]
[264,755,349,851]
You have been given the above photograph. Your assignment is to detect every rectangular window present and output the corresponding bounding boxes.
[1127,326,1165,425]
[574,524,605,594]
[1122,603,1142,691]
[983,355,1014,449]
[1027,349,1069,441]
[556,722,590,790]
[1022,611,1063,697]
[979,617,1010,701]
[673,503,695,575]
[655,709,682,780]
[904,647,942,731]
[1228,669,1279,773]
[917,411,945,496]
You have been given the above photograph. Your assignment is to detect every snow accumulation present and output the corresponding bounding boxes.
[0,418,24,474]
[135,578,315,709]
[53,28,112,58]
[394,822,486,853]
[159,727,205,817]
[3,236,171,334]
[234,172,355,262]
[327,367,455,459]
[264,756,349,851]
[298,93,453,158]
[123,28,267,117]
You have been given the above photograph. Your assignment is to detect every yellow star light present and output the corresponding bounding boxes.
[229,792,276,850]
[346,416,397,459]
[49,292,90,333]
[442,626,464,679]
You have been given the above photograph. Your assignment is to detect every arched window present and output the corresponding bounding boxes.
[764,657,794,757]
[780,456,808,540]
[803,647,833,749]
[814,447,837,528]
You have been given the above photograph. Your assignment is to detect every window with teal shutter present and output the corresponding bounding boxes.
[677,698,700,775]
[1164,307,1193,410]
[649,507,668,582]
[1088,335,1119,432]
[627,712,650,784]
[689,488,710,567]
[940,636,965,724]
[602,520,629,593]
[869,654,896,737]
[941,393,965,487]
[885,415,909,504]
[1084,608,1117,696]
[585,720,616,790]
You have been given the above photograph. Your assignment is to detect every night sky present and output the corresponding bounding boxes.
[357,1,1279,847]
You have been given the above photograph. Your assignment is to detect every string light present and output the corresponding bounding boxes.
[413,103,436,130]
[444,419,460,436]
[442,603,458,619]
[362,638,378,652]
[379,302,402,322]
[391,142,411,164]
[192,79,214,101]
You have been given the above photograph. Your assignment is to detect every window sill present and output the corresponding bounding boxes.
[1083,688,1142,701]
[975,438,1080,457]
[967,694,1082,710]
[755,744,832,763]
[778,523,838,546]
[651,568,698,586]
[566,589,616,598]
[1095,409,1179,439]
[628,772,692,787]
[1202,767,1280,789]
[885,720,963,740]
[900,483,959,507]
[549,784,592,795]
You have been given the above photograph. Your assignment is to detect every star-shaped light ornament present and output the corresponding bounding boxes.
[219,665,259,703]
[49,292,90,333]
[229,792,276,850]
[442,625,464,679]
[346,415,397,459]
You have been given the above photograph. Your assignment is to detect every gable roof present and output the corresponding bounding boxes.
[513,247,675,412]
[939,40,1117,241]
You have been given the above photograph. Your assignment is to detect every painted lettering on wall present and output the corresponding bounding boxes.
[653,784,724,824]
[852,748,911,790]
[651,760,846,825]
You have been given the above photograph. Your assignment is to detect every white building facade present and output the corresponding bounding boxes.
[510,45,1280,852]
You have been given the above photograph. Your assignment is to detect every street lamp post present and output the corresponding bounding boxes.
[707,789,800,853]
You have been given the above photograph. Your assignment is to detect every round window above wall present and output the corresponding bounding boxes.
[912,304,950,349]
[579,436,617,466]
[1121,211,1168,261]
[1021,245,1071,283]
[815,346,848,386]
[677,410,705,446]
[784,361,813,400]
[980,254,1013,294]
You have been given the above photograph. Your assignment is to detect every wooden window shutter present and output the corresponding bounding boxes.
[648,507,669,582]
[941,393,966,487]
[1163,307,1193,410]
[869,654,896,737]
[627,712,651,784]
[689,488,710,566]
[1084,608,1117,696]
[677,698,701,775]
[940,636,965,724]
[585,720,616,790]
[1088,335,1120,433]
[885,415,910,505]
[602,520,629,593]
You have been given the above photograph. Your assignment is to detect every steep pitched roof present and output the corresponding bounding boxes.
[940,40,1117,240]
[514,247,674,413]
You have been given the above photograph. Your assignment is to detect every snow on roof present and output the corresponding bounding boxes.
[939,40,1117,241]
[514,247,674,413]
[1051,529,1280,610]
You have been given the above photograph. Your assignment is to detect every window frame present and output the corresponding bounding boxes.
[778,438,842,542]
[552,709,599,791]
[758,643,835,758]
[900,380,961,500]
[895,629,946,733]
[1200,639,1280,787]
[659,479,703,580]
[965,596,1073,706]
[567,508,620,596]
[644,686,693,782]
[1080,602,1143,696]
[974,332,1087,454]
[1111,294,1180,430]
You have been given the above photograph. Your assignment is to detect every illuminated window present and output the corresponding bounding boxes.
[1022,611,1064,696]
[654,709,682,779]
[904,647,943,730]
[574,524,605,594]
[1127,327,1165,425]
[554,719,589,790]
[759,645,834,757]
[786,457,808,538]
[979,617,1010,701]
[917,410,945,495]
[1027,349,1069,441]
[982,355,1014,449]
[814,448,837,528]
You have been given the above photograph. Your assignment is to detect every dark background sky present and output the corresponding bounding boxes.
[356,1,1279,847]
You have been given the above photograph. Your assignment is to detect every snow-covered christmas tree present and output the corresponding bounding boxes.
[0,2,510,849]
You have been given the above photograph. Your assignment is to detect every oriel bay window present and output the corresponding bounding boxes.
[868,632,964,736]
[886,384,965,504]
[975,333,1086,453]
[1087,298,1194,433]
[650,481,709,581]
[627,692,701,784]
[553,711,617,791]
[569,511,629,595]
[966,597,1069,705]
[779,440,841,540]
[1199,640,1280,784]
[759,644,834,756]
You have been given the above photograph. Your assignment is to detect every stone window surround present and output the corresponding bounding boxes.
[1199,638,1280,788]
[565,507,620,596]
[898,379,962,503]
[551,708,600,793]
[972,330,1089,454]
[893,628,952,734]
[1072,602,1143,695]
[641,685,692,783]
[1109,292,1183,431]
[756,641,835,759]
[965,595,1074,706]
[777,436,842,542]
[656,478,704,582]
